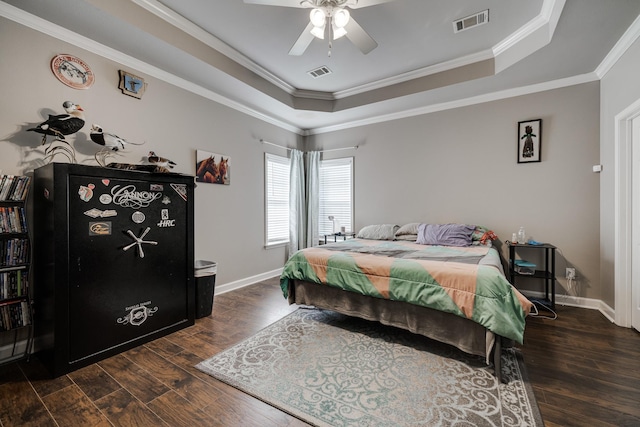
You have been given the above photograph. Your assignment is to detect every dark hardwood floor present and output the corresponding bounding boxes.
[1,277,639,426]
[518,303,640,427]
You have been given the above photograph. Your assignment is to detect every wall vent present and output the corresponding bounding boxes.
[453,10,489,33]
[307,66,332,79]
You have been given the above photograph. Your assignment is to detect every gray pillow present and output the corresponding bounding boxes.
[416,223,475,247]
[356,224,400,240]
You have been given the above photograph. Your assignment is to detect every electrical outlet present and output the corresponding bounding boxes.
[566,268,576,279]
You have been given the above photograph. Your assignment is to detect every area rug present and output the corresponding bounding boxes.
[196,308,543,427]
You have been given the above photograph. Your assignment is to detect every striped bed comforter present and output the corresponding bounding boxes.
[280,239,532,343]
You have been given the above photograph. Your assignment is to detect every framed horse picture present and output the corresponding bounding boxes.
[196,150,230,185]
[517,119,541,163]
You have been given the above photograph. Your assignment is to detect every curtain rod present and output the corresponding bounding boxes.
[260,139,358,153]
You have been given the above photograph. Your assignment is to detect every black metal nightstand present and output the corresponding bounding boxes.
[323,232,356,244]
[508,242,556,309]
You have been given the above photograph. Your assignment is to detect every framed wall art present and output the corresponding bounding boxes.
[196,150,230,185]
[517,119,542,163]
[118,70,147,99]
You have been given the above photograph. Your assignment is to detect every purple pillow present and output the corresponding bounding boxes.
[417,223,475,247]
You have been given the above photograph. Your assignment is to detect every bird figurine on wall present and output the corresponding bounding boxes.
[27,101,85,164]
[145,151,176,169]
[89,124,145,151]
[27,101,85,144]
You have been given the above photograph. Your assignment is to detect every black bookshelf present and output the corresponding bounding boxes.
[0,175,33,367]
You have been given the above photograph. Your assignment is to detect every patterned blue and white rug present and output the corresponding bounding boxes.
[196,308,543,427]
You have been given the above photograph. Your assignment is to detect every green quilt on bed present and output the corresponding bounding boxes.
[280,239,532,343]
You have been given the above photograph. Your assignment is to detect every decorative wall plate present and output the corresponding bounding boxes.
[51,54,95,89]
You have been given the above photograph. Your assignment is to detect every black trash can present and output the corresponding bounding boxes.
[194,260,217,318]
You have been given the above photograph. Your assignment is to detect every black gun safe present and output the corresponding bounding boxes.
[33,164,195,377]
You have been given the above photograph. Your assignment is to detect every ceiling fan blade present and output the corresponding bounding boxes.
[289,22,316,56]
[347,0,394,9]
[243,0,308,7]
[344,17,378,54]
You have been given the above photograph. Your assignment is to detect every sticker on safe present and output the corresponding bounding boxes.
[170,183,187,201]
[157,208,176,227]
[89,221,112,236]
[84,208,117,218]
[78,184,95,202]
[111,184,162,209]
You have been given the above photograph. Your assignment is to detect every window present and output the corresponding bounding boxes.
[318,157,354,236]
[265,153,290,246]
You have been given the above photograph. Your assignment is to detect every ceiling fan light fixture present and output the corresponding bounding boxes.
[310,24,326,39]
[332,22,347,39]
[263,0,381,56]
[310,8,326,27]
[333,9,350,28]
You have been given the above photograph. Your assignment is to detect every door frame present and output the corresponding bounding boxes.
[614,97,640,327]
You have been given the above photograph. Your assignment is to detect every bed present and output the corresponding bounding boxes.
[279,223,533,381]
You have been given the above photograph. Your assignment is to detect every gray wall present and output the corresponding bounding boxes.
[600,37,640,308]
[0,18,300,287]
[309,82,601,300]
[0,14,614,305]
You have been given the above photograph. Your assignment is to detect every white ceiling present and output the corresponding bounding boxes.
[3,0,640,134]
[160,0,544,93]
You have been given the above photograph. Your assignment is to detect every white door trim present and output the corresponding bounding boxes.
[614,97,640,327]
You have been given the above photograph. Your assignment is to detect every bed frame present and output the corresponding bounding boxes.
[288,279,506,382]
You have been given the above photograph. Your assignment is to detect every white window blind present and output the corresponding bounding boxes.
[265,153,290,246]
[319,157,353,236]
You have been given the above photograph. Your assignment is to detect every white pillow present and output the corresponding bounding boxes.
[395,223,420,237]
[394,234,418,241]
[356,224,400,240]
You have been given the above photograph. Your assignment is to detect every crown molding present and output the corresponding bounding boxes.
[131,0,566,104]
[0,1,304,135]
[308,72,599,135]
[0,0,621,136]
[492,14,547,58]
[134,0,338,104]
[340,1,564,100]
[293,89,337,101]
[132,0,298,95]
[333,49,495,100]
[492,0,565,73]
[595,13,640,78]
[493,0,564,57]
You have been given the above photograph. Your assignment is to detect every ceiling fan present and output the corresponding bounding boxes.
[244,0,393,56]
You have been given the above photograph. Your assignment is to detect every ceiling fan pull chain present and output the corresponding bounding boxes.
[328,22,333,57]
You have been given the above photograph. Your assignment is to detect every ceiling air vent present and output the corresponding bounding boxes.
[307,66,332,79]
[453,10,489,33]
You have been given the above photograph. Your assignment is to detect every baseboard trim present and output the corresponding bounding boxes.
[521,290,616,323]
[215,268,283,295]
